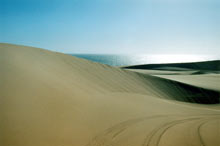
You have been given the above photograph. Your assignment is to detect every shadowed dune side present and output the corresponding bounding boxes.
[48,52,220,104]
[122,60,220,71]
[123,59,220,93]
[154,74,220,92]
[0,43,220,146]
[1,43,218,104]
[133,73,220,104]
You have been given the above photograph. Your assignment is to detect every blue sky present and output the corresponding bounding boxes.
[1,0,220,54]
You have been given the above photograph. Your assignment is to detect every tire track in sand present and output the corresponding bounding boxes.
[86,114,220,146]
[142,117,201,146]
[143,115,220,146]
[197,117,220,146]
[86,115,166,146]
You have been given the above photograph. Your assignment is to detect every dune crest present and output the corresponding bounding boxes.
[0,43,219,146]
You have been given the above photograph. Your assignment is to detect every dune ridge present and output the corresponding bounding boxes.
[123,60,220,93]
[0,43,219,146]
[122,60,220,71]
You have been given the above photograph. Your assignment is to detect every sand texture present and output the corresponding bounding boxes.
[0,43,220,146]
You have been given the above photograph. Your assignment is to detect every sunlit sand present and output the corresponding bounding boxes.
[0,43,219,146]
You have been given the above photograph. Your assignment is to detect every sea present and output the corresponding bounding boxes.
[71,54,219,66]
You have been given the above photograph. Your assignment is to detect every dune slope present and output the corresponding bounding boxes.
[0,43,220,146]
[122,60,220,71]
[123,60,220,92]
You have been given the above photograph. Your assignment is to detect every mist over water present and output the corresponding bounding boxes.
[71,54,219,66]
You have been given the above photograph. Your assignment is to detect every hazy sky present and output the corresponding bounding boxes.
[1,0,220,54]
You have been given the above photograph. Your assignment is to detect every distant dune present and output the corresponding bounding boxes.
[0,43,220,146]
[122,60,220,71]
[123,60,220,92]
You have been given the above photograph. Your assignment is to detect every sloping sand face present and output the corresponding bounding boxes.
[0,43,219,146]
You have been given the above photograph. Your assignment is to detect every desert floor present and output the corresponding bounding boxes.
[1,43,219,146]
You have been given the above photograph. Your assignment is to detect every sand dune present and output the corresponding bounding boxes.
[122,60,220,71]
[0,43,220,146]
[123,61,220,92]
[154,74,220,92]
